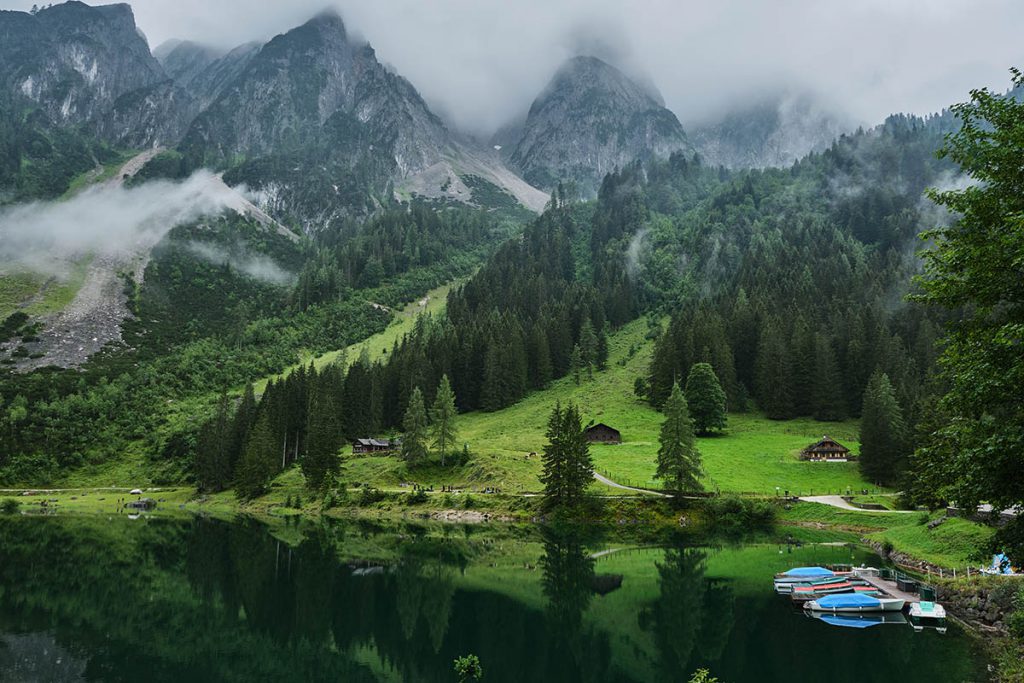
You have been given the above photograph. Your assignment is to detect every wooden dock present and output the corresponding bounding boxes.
[857,573,919,602]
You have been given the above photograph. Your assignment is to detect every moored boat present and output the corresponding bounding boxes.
[908,601,948,633]
[804,592,905,613]
[790,582,881,602]
[773,566,852,592]
[807,611,908,629]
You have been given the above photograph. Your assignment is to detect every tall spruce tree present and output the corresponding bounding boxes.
[303,378,342,491]
[540,403,567,509]
[528,323,554,389]
[858,371,906,486]
[228,384,258,478]
[684,363,727,435]
[656,383,703,495]
[540,403,593,510]
[236,411,276,500]
[578,319,598,380]
[569,344,583,385]
[430,374,459,466]
[562,404,594,508]
[401,387,429,466]
[811,333,846,421]
[196,392,233,492]
[755,320,795,419]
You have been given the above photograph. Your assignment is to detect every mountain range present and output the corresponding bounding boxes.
[0,1,849,225]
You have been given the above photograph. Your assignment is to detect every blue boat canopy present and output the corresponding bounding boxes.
[816,593,881,608]
[783,566,834,577]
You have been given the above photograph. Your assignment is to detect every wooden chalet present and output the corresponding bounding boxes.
[800,436,853,462]
[584,423,622,444]
[352,438,399,455]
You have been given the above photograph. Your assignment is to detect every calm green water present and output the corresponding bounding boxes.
[0,516,987,682]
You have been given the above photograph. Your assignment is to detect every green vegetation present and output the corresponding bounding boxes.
[909,68,1024,565]
[0,256,91,320]
[859,371,908,486]
[656,382,702,495]
[779,501,992,568]
[684,362,727,435]
[539,403,593,510]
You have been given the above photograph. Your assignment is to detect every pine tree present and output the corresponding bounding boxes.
[430,374,459,466]
[578,319,598,380]
[401,387,429,466]
[196,393,232,492]
[755,320,795,419]
[562,404,593,508]
[528,323,553,389]
[859,371,907,486]
[540,403,567,510]
[228,384,257,478]
[811,333,846,421]
[684,363,728,435]
[656,383,703,496]
[569,344,583,385]
[236,411,276,500]
[540,402,592,510]
[303,379,342,491]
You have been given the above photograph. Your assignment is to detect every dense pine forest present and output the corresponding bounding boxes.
[124,107,972,506]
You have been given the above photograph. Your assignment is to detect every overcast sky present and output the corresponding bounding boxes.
[4,0,1021,134]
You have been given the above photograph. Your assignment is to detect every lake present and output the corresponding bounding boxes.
[0,515,987,682]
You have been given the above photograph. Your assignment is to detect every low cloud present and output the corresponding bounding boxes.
[184,240,292,285]
[0,170,245,275]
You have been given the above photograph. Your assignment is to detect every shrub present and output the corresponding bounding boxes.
[408,489,428,504]
[462,494,475,509]
[453,654,483,682]
[0,499,20,514]
[1008,586,1024,640]
[358,487,386,506]
[701,495,775,533]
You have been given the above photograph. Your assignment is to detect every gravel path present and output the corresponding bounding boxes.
[799,495,916,513]
[593,471,671,497]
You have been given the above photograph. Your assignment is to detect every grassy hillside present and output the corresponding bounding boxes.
[341,317,877,496]
[251,281,455,394]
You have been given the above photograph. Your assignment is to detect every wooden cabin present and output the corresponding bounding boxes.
[585,423,622,444]
[352,438,398,455]
[800,436,853,462]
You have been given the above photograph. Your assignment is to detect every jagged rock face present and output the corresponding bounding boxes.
[0,2,170,130]
[181,11,449,178]
[690,93,852,169]
[157,40,260,111]
[508,56,690,194]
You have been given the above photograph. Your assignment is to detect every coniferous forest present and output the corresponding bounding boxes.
[1,2,1024,680]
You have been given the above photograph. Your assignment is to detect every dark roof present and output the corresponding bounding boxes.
[355,438,395,447]
[804,436,850,453]
[585,423,621,435]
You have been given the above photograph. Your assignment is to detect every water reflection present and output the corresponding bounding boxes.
[0,516,986,683]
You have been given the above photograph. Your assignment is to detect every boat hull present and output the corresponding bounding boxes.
[805,598,905,613]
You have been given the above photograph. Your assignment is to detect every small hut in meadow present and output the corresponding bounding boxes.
[584,423,622,444]
[800,436,853,462]
[352,438,398,455]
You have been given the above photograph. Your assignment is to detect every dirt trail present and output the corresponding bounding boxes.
[593,471,671,497]
[799,495,916,513]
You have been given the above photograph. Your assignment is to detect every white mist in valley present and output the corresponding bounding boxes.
[184,240,293,285]
[0,170,266,278]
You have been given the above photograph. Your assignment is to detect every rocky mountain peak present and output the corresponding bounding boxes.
[507,55,689,194]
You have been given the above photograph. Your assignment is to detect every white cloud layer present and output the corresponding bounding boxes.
[2,1,1022,134]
